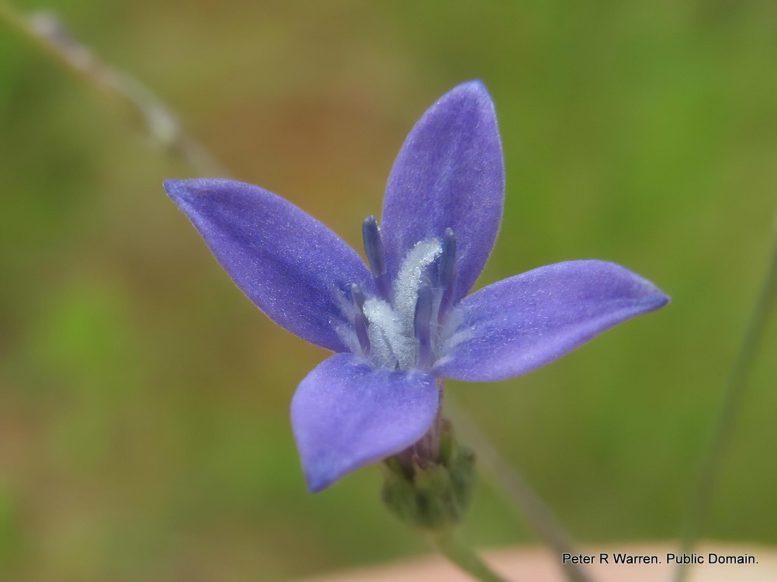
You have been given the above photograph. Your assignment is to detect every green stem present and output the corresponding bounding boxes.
[674,224,777,582]
[0,0,227,176]
[431,529,510,582]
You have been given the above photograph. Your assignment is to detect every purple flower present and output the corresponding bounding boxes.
[164,81,668,493]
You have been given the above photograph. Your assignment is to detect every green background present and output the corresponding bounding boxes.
[1,1,776,580]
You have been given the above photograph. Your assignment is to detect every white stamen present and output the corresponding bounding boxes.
[369,239,442,368]
[338,238,447,370]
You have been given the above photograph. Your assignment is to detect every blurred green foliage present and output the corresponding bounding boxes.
[1,0,776,580]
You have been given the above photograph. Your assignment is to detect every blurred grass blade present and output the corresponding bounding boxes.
[675,222,777,582]
[0,0,228,176]
[445,398,594,582]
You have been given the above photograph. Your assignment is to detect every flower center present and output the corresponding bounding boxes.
[341,217,458,370]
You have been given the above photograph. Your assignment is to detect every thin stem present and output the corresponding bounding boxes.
[675,223,777,582]
[431,529,510,582]
[445,398,594,582]
[0,1,228,176]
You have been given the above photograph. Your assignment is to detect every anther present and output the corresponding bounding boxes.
[350,283,371,354]
[362,215,390,297]
[414,284,434,368]
[437,227,457,322]
[362,215,385,275]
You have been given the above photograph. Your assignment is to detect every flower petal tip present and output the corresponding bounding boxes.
[304,470,335,494]
[453,78,487,92]
[162,178,187,199]
[299,453,363,493]
[444,79,494,106]
[163,178,238,203]
[164,178,218,202]
[592,260,670,311]
[626,267,671,311]
[632,288,670,318]
[465,78,486,89]
[163,179,206,211]
[652,290,671,309]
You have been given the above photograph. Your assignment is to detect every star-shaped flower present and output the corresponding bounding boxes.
[164,81,668,492]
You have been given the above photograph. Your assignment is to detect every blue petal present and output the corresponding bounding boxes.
[381,81,505,302]
[435,260,669,382]
[165,179,374,352]
[291,353,440,492]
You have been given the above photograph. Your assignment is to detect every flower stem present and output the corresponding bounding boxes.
[0,0,228,176]
[430,529,510,582]
[674,223,777,582]
[445,398,593,582]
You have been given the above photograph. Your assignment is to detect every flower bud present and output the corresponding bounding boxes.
[381,419,476,530]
